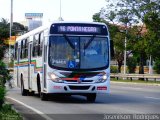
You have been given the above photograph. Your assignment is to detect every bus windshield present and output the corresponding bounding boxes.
[49,35,109,70]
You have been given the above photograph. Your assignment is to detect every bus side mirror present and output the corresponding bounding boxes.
[110,40,114,59]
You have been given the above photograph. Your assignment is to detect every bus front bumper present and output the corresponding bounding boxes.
[46,80,110,94]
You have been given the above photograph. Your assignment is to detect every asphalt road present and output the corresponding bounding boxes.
[6,82,160,120]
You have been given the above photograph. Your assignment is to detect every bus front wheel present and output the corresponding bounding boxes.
[40,92,48,101]
[86,93,96,102]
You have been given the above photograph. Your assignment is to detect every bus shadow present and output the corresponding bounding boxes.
[48,95,90,104]
[44,93,145,104]
[31,93,88,103]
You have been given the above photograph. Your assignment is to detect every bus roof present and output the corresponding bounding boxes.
[16,25,49,42]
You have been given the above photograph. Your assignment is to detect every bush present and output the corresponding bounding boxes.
[0,60,11,87]
[153,59,160,74]
[126,57,137,73]
[0,104,23,120]
[110,66,118,73]
[0,87,6,108]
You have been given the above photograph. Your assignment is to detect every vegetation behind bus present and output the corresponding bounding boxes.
[0,18,23,119]
[93,0,160,75]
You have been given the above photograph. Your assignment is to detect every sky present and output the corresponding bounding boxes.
[0,0,106,24]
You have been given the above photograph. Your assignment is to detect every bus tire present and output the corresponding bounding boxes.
[21,76,28,96]
[86,93,96,102]
[28,91,35,96]
[37,75,41,97]
[40,92,48,101]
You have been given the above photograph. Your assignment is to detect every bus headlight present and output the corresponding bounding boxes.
[95,74,109,83]
[48,73,64,83]
[102,75,107,80]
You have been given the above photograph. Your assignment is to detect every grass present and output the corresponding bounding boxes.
[0,104,22,120]
[111,78,160,85]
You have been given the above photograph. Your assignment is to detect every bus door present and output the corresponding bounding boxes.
[42,38,47,89]
[28,42,32,90]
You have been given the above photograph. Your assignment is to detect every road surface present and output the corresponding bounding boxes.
[6,82,160,120]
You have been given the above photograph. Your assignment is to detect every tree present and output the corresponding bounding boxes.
[0,18,12,85]
[143,1,160,59]
[144,3,160,73]
[126,57,137,73]
[0,18,9,107]
[115,0,148,74]
[113,32,125,72]
[12,22,28,35]
[94,1,126,73]
[0,18,28,61]
[153,59,160,74]
[100,0,160,75]
[121,0,160,74]
[0,18,9,60]
[92,12,104,22]
[0,18,27,107]
[127,25,148,75]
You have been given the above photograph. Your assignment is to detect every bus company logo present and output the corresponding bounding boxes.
[77,76,84,83]
[77,78,82,83]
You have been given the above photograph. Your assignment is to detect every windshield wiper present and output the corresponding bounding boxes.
[84,35,95,49]
[63,35,75,49]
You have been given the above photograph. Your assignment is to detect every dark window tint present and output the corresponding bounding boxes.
[20,38,28,59]
[14,42,18,60]
[24,39,28,58]
[38,33,43,56]
[33,33,43,57]
[32,34,39,57]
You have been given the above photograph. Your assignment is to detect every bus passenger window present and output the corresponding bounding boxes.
[38,33,43,56]
[23,40,25,59]
[33,34,39,57]
[24,39,28,58]
[14,43,18,60]
[20,40,23,59]
[32,41,36,57]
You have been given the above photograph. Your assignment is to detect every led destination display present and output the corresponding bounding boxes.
[58,26,100,33]
[50,23,108,35]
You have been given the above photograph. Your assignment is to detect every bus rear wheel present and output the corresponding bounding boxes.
[21,76,28,96]
[86,93,96,102]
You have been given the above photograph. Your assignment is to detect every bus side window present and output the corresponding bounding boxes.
[14,43,18,60]
[24,38,28,58]
[20,40,23,59]
[38,32,43,56]
[33,34,39,57]
[23,40,26,59]
[23,40,25,59]
[32,39,35,57]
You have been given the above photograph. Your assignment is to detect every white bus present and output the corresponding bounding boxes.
[14,21,111,102]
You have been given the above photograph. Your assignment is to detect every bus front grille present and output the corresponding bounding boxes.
[68,85,90,90]
[64,80,94,83]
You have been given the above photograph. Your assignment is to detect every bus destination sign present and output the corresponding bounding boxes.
[50,23,108,35]
[58,26,100,33]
